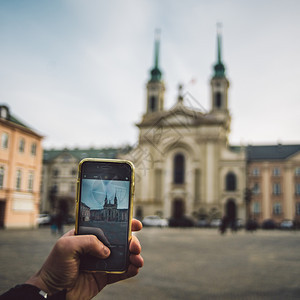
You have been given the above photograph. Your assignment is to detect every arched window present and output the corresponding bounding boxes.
[226,172,236,191]
[31,143,37,156]
[1,133,9,149]
[16,169,22,191]
[149,96,157,112]
[19,138,25,153]
[173,154,185,184]
[214,92,222,108]
[28,171,34,192]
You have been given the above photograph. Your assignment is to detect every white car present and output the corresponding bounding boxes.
[210,218,222,228]
[142,215,168,227]
[280,220,294,229]
[37,214,51,225]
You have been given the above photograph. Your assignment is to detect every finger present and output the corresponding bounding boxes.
[131,219,142,232]
[129,254,144,268]
[106,264,140,285]
[129,235,141,254]
[126,264,140,278]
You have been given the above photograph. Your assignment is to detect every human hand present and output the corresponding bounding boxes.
[26,219,143,300]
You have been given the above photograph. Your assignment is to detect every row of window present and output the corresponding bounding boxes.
[252,182,300,196]
[51,182,76,194]
[173,154,238,191]
[52,168,77,177]
[1,132,37,155]
[251,167,300,177]
[0,167,35,192]
[252,202,300,216]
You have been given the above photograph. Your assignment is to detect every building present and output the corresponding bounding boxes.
[89,194,128,222]
[124,31,246,224]
[246,145,300,225]
[41,146,131,216]
[80,194,128,223]
[40,31,300,227]
[0,105,43,228]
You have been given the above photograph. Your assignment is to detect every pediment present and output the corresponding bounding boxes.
[138,104,217,128]
[160,109,202,126]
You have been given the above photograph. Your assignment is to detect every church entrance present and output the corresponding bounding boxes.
[225,199,237,229]
[172,198,185,219]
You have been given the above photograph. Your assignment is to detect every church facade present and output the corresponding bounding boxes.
[80,193,128,223]
[124,32,246,223]
[39,32,300,227]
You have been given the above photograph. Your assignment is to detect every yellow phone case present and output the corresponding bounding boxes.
[75,158,135,273]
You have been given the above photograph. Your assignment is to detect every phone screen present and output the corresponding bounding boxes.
[77,160,133,272]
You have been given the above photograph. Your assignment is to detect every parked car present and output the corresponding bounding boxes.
[142,215,168,227]
[37,214,51,226]
[210,218,222,228]
[280,220,294,230]
[262,219,277,229]
[196,219,209,228]
[236,219,244,229]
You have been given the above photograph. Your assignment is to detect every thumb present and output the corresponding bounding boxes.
[70,235,111,259]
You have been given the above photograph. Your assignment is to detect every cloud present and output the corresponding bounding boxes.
[1,0,300,148]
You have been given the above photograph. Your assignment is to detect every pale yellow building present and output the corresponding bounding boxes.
[41,147,130,217]
[124,32,246,224]
[247,145,300,225]
[0,105,43,228]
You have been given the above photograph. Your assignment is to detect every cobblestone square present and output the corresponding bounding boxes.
[1,227,300,299]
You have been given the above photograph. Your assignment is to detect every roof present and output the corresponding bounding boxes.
[137,99,221,128]
[43,146,132,163]
[0,105,43,138]
[246,144,300,161]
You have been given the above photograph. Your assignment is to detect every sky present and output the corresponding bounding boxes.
[0,0,300,149]
[81,179,129,209]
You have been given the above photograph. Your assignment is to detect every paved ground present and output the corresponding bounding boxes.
[0,226,300,299]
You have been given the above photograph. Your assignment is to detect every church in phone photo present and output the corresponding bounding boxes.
[80,193,128,223]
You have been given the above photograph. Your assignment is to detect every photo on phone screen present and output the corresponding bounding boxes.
[76,160,133,272]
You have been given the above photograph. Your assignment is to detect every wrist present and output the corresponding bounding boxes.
[3,284,67,300]
[25,273,51,296]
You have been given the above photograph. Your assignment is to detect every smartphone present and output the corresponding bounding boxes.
[75,158,134,273]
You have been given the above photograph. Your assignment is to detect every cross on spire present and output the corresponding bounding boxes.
[150,29,162,81]
[213,23,226,78]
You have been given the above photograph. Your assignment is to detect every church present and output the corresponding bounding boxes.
[40,32,300,227]
[124,31,246,223]
[80,193,128,223]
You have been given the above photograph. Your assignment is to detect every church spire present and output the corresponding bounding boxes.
[213,23,226,78]
[114,193,118,207]
[150,29,162,82]
[210,23,230,114]
[144,29,165,115]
